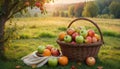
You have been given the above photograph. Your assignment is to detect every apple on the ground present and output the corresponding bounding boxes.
[48,57,58,67]
[64,35,72,43]
[86,57,96,66]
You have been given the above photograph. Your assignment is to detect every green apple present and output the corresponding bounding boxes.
[80,29,88,38]
[38,46,45,54]
[64,35,72,43]
[75,26,86,33]
[48,57,58,67]
[75,35,84,43]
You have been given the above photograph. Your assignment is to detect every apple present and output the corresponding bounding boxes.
[80,29,88,38]
[86,57,96,66]
[85,36,92,44]
[37,46,45,54]
[71,41,76,45]
[48,57,58,67]
[95,34,100,41]
[64,35,72,43]
[92,37,98,43]
[51,48,60,56]
[72,32,79,41]
[35,2,41,7]
[88,29,95,37]
[58,32,67,41]
[71,65,76,69]
[46,45,53,51]
[25,1,29,6]
[75,26,86,33]
[67,28,75,35]
[40,6,44,11]
[75,35,84,43]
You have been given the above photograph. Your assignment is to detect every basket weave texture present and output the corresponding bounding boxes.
[57,18,104,61]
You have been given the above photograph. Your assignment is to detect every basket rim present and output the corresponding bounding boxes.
[56,39,103,47]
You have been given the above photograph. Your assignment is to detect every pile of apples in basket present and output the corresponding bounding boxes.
[58,26,100,44]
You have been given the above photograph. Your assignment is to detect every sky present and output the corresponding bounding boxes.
[53,0,94,4]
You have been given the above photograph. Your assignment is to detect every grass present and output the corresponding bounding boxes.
[1,17,120,69]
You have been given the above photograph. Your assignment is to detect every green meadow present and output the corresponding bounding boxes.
[0,17,120,69]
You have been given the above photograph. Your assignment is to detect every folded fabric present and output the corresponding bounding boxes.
[21,51,49,67]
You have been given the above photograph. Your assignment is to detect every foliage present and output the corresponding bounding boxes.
[53,11,60,16]
[58,27,67,31]
[109,1,120,18]
[0,0,52,17]
[4,19,21,48]
[95,0,113,14]
[74,3,85,17]
[38,32,56,38]
[97,14,114,19]
[60,11,65,17]
[68,6,74,17]
[101,7,109,14]
[82,1,99,17]
[103,30,120,38]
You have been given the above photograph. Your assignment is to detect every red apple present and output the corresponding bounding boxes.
[72,32,79,41]
[51,48,60,56]
[71,41,76,45]
[86,57,96,66]
[92,37,97,43]
[85,36,92,44]
[67,28,75,35]
[35,2,41,7]
[25,1,30,6]
[88,29,95,37]
[46,45,53,51]
[71,65,76,69]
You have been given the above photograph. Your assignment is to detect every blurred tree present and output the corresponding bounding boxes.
[0,0,51,60]
[68,6,74,17]
[64,12,68,17]
[53,11,56,16]
[74,3,85,17]
[60,11,65,17]
[96,0,112,14]
[109,1,120,18]
[56,11,60,16]
[82,2,99,17]
[102,7,109,14]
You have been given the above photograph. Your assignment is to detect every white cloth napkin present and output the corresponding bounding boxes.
[21,51,49,67]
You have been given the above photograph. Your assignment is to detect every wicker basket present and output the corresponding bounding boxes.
[56,18,104,61]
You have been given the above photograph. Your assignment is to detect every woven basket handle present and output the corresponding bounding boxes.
[68,18,104,44]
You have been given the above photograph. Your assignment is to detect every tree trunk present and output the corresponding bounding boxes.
[0,17,7,60]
